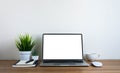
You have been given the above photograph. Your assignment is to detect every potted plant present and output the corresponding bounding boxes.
[16,34,35,60]
[31,48,39,60]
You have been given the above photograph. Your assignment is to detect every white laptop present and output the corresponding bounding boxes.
[40,33,89,66]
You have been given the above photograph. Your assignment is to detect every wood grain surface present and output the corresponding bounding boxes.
[0,60,120,73]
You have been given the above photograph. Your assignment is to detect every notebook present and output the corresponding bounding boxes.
[40,33,89,66]
[12,60,38,67]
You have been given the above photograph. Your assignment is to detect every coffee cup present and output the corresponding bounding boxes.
[86,53,100,61]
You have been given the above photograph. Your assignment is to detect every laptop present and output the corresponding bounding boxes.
[40,33,89,66]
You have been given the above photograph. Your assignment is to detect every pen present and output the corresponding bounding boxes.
[26,59,34,63]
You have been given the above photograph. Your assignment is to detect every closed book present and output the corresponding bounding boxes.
[12,60,38,67]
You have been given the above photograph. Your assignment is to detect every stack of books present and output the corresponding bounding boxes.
[12,60,38,67]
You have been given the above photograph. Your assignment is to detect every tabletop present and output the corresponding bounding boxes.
[0,60,120,73]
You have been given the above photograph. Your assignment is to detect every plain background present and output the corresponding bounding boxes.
[0,0,120,60]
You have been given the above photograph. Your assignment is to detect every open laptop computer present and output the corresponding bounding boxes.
[40,33,89,66]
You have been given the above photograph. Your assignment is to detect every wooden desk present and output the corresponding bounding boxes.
[0,60,120,73]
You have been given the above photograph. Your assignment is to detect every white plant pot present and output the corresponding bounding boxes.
[32,56,39,60]
[19,51,31,60]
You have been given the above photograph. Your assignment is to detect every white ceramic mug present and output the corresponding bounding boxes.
[86,53,100,61]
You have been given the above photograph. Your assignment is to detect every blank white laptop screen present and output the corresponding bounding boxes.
[43,34,83,60]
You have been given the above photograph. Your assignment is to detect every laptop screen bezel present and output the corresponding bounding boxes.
[42,33,84,63]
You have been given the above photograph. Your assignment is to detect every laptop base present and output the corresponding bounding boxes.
[40,60,89,67]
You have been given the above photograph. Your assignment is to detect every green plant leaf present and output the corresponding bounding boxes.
[15,34,35,51]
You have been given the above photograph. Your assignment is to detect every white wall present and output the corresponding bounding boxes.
[0,0,120,60]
